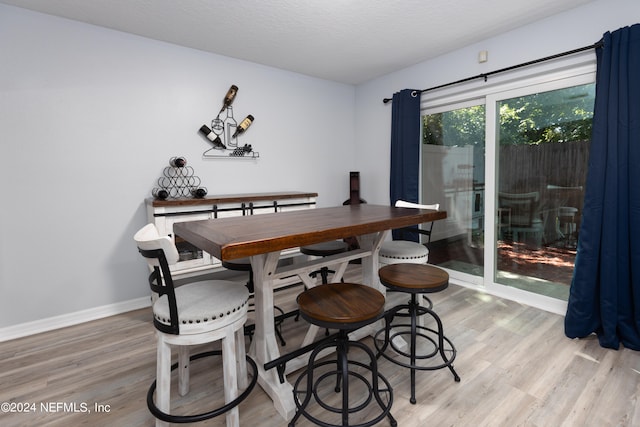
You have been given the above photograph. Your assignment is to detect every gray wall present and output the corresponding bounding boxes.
[0,4,355,330]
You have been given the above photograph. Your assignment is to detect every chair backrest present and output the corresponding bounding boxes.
[134,223,180,334]
[394,200,440,211]
[498,192,540,227]
[393,200,439,243]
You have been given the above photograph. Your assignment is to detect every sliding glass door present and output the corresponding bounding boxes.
[423,72,595,308]
[492,83,594,300]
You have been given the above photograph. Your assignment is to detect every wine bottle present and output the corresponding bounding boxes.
[191,187,207,198]
[199,124,226,149]
[152,188,169,200]
[169,156,187,167]
[232,114,254,138]
[219,85,238,114]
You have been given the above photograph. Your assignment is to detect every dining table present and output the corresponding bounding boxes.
[173,203,446,420]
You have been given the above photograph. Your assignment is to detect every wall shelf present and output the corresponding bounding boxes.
[202,147,260,159]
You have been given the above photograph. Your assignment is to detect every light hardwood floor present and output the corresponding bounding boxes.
[2,266,639,427]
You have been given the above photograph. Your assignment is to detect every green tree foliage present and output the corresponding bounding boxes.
[423,105,485,147]
[423,84,595,146]
[497,85,595,145]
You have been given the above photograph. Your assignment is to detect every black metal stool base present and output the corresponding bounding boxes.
[375,295,460,404]
[290,330,396,427]
[147,350,258,424]
[246,304,288,346]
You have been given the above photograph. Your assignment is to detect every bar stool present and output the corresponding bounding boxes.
[557,206,578,248]
[222,257,287,346]
[300,240,349,284]
[134,224,257,427]
[375,263,460,405]
[290,283,397,427]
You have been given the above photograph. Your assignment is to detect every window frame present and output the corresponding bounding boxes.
[419,51,597,314]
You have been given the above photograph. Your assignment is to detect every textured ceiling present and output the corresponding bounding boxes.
[0,0,595,84]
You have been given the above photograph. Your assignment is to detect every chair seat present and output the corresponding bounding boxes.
[379,240,429,264]
[300,240,349,257]
[222,257,252,271]
[297,283,385,329]
[379,263,448,293]
[153,280,249,334]
[298,283,385,329]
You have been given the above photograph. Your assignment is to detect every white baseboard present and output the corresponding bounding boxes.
[0,297,151,342]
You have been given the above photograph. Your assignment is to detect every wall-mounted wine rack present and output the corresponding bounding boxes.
[199,85,259,159]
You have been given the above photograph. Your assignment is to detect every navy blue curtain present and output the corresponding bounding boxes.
[565,24,640,350]
[390,89,421,241]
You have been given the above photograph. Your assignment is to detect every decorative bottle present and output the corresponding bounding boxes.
[199,124,226,149]
[224,106,238,147]
[191,187,207,198]
[152,188,169,200]
[169,156,187,168]
[219,85,238,114]
[232,115,254,138]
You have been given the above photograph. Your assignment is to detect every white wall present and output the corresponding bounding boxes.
[0,4,356,331]
[354,0,640,205]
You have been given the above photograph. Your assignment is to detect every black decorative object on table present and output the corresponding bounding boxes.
[151,157,207,199]
[342,171,366,256]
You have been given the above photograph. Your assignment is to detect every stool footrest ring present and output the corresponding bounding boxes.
[147,350,258,424]
[290,334,397,427]
[374,324,458,372]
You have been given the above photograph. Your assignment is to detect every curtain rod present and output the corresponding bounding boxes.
[382,41,603,104]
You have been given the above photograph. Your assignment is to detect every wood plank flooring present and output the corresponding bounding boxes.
[1,266,639,426]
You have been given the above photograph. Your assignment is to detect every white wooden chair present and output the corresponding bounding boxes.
[134,224,257,427]
[379,200,439,266]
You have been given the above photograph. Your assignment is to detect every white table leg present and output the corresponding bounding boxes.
[355,231,407,350]
[249,252,296,420]
[246,235,390,421]
[358,231,387,293]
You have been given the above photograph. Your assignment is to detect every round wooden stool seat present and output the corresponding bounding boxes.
[379,263,448,294]
[297,283,385,330]
[300,240,349,257]
[222,257,252,271]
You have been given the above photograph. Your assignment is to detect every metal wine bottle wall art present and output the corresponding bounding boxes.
[151,157,208,200]
[199,84,259,159]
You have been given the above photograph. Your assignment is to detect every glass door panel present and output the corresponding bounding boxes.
[422,104,485,278]
[494,83,595,300]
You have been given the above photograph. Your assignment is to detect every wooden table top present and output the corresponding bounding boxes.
[173,204,446,261]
